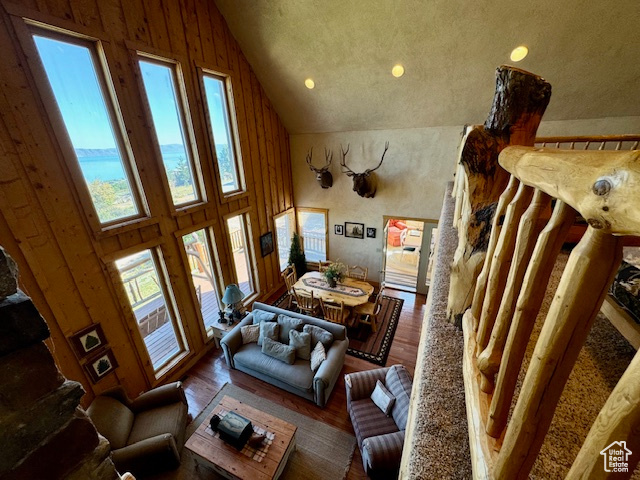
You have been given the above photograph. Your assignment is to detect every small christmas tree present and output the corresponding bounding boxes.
[288,232,307,276]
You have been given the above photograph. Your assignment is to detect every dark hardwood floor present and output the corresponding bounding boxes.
[181,288,426,479]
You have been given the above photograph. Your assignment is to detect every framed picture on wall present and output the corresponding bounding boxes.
[84,347,118,383]
[335,224,344,235]
[69,323,107,360]
[345,222,365,239]
[260,232,274,257]
[367,228,376,238]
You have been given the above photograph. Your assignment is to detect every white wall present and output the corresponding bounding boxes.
[291,126,462,282]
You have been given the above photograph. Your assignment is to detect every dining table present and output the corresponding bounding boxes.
[292,271,374,308]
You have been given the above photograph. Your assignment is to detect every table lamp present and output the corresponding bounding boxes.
[222,284,245,322]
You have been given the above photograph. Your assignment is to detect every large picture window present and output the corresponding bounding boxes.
[226,213,256,298]
[297,208,328,262]
[139,57,202,207]
[201,72,244,196]
[31,30,143,225]
[274,209,296,272]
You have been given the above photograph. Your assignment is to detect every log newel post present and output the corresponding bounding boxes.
[494,227,623,480]
[448,66,551,325]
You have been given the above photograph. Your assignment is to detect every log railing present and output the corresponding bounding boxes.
[461,144,640,479]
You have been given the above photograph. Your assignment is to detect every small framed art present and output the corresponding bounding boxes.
[84,347,118,383]
[69,323,107,360]
[345,222,365,239]
[367,228,376,238]
[334,224,344,235]
[260,232,274,257]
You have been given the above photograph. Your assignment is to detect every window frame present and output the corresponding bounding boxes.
[135,51,207,211]
[223,209,259,304]
[296,207,329,264]
[198,67,247,202]
[25,22,149,231]
[273,208,297,273]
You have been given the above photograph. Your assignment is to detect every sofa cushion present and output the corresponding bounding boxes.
[385,365,413,430]
[289,330,311,360]
[303,324,334,350]
[310,341,326,372]
[262,337,295,364]
[371,380,395,416]
[258,321,279,346]
[241,324,260,344]
[233,343,314,392]
[349,398,399,450]
[127,401,188,446]
[277,314,304,344]
[87,396,134,449]
[252,309,277,324]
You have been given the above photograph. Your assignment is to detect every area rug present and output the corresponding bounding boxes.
[149,383,356,480]
[272,293,404,366]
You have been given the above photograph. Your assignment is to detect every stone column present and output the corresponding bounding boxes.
[0,247,122,480]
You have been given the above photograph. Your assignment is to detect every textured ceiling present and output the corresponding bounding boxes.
[214,0,640,135]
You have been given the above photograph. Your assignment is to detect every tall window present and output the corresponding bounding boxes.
[274,209,296,271]
[32,31,143,225]
[297,208,328,262]
[226,213,256,298]
[139,57,201,206]
[201,72,243,195]
[115,249,186,374]
[182,229,222,337]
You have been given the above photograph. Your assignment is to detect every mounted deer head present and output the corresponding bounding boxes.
[340,142,389,198]
[306,148,333,189]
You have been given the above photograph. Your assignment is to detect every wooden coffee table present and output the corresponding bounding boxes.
[185,396,297,479]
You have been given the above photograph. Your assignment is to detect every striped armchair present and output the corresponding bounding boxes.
[345,365,412,479]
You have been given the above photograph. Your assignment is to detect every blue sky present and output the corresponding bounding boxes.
[34,35,230,151]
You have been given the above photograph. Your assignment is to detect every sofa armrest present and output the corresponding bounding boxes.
[314,338,348,407]
[362,430,405,476]
[129,382,186,413]
[220,315,253,368]
[111,433,180,476]
[345,367,390,404]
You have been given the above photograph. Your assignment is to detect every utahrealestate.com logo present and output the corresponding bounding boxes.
[600,441,632,473]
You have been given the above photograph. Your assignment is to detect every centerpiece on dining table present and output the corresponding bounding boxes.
[323,261,346,288]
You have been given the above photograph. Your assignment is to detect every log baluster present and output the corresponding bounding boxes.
[475,182,534,358]
[566,348,640,479]
[486,200,575,438]
[494,228,623,480]
[470,175,519,330]
[476,189,551,393]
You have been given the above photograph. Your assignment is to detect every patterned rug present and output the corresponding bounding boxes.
[272,293,404,366]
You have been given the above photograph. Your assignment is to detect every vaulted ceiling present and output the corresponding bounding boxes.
[214,0,640,135]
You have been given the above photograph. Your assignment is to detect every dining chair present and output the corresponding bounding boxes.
[293,288,320,316]
[353,288,384,332]
[318,261,332,273]
[319,299,350,325]
[347,265,368,281]
[281,265,297,308]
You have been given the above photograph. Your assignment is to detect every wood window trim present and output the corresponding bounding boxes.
[296,207,330,261]
[16,19,151,234]
[223,208,260,304]
[273,207,297,273]
[197,66,248,204]
[131,49,210,212]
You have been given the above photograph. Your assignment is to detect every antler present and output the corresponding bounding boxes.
[320,148,333,172]
[365,141,389,174]
[340,144,355,176]
[306,148,320,172]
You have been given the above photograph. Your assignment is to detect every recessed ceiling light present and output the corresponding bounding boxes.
[510,46,529,62]
[305,78,315,89]
[392,64,405,78]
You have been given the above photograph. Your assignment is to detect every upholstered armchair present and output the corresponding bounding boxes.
[345,365,413,479]
[87,381,188,477]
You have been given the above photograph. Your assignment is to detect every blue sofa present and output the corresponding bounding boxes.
[220,302,348,407]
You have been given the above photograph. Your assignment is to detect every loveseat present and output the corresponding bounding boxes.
[345,365,413,479]
[221,302,348,407]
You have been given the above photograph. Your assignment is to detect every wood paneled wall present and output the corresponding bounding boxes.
[0,0,293,402]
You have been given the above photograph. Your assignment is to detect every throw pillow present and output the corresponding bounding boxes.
[252,309,277,325]
[310,341,326,372]
[258,321,279,346]
[385,365,413,430]
[262,337,295,365]
[303,324,334,350]
[289,330,311,360]
[371,380,396,416]
[240,324,260,344]
[277,314,304,344]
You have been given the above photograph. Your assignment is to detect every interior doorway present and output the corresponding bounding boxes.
[382,217,437,295]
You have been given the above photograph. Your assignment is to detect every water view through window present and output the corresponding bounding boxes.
[139,59,199,206]
[33,34,139,224]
